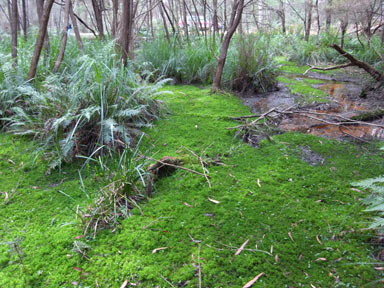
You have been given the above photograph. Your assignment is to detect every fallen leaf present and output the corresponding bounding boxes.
[4,191,8,201]
[74,235,84,239]
[242,272,265,288]
[235,239,249,256]
[8,159,15,165]
[270,245,273,254]
[183,202,193,207]
[315,257,327,261]
[257,178,261,187]
[275,254,279,263]
[288,232,294,242]
[120,280,128,288]
[350,188,363,193]
[316,235,323,245]
[208,197,220,204]
[374,267,384,271]
[152,247,168,254]
[310,284,317,288]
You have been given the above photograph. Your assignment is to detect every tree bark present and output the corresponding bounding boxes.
[325,0,332,32]
[111,0,118,38]
[278,0,286,34]
[53,0,71,72]
[69,1,83,50]
[120,0,131,66]
[340,19,348,49]
[331,44,384,82]
[28,0,55,80]
[10,0,18,62]
[182,0,189,41]
[212,0,245,91]
[304,0,313,41]
[21,0,27,39]
[91,0,104,39]
[158,1,170,41]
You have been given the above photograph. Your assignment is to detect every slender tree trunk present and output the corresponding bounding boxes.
[111,0,118,38]
[21,0,27,39]
[53,0,71,72]
[182,0,189,41]
[279,0,286,34]
[340,19,348,49]
[158,2,170,41]
[212,0,218,44]
[36,0,51,65]
[315,0,320,36]
[69,1,83,50]
[91,0,104,39]
[304,0,313,41]
[325,0,332,32]
[212,0,245,91]
[120,0,131,66]
[28,0,55,80]
[10,0,18,62]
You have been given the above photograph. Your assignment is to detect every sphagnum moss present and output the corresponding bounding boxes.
[1,85,384,287]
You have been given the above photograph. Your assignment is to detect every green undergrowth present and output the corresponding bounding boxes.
[1,85,384,287]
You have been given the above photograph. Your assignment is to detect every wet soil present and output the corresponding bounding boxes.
[240,70,384,141]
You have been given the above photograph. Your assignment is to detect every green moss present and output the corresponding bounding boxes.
[277,76,329,103]
[1,85,384,287]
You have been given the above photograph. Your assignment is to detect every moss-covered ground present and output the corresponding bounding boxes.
[276,57,340,104]
[1,85,384,287]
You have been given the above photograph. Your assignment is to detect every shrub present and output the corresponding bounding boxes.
[222,34,279,93]
[4,42,169,170]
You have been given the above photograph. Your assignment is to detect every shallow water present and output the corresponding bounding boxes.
[242,75,384,140]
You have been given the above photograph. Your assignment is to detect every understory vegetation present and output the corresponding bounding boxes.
[1,85,384,287]
[1,28,384,287]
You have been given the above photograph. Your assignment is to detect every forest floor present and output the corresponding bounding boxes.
[1,66,384,287]
[241,59,384,143]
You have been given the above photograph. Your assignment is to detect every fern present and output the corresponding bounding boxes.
[352,176,384,232]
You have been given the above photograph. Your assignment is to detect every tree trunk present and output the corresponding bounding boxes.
[212,0,245,91]
[10,0,18,62]
[111,0,118,38]
[340,19,348,49]
[21,0,27,39]
[304,0,313,41]
[212,0,218,44]
[91,0,104,39]
[69,1,83,50]
[325,0,332,32]
[120,0,131,66]
[331,44,384,82]
[28,0,55,80]
[53,0,71,72]
[279,0,286,34]
[182,0,189,41]
[158,2,170,41]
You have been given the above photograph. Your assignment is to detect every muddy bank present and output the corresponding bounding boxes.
[240,72,384,141]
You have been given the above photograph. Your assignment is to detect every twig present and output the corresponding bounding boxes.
[159,275,176,288]
[198,244,202,288]
[228,108,277,130]
[212,242,272,256]
[183,146,212,188]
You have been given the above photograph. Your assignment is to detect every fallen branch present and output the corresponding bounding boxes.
[330,44,384,82]
[304,63,354,75]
